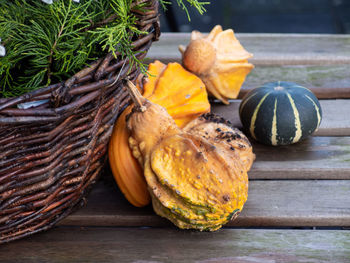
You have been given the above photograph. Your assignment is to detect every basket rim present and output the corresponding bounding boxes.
[0,0,160,244]
[0,0,160,111]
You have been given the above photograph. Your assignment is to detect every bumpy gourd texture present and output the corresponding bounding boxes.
[180,25,254,105]
[183,114,254,172]
[126,82,254,231]
[109,61,210,207]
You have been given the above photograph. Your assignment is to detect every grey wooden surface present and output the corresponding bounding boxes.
[240,65,350,99]
[1,227,349,263]
[212,99,350,136]
[148,33,350,65]
[148,33,350,99]
[60,179,350,227]
[250,137,350,179]
[1,33,350,262]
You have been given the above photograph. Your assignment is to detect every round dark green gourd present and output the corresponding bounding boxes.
[239,81,322,146]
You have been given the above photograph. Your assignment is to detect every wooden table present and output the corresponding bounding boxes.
[1,33,350,262]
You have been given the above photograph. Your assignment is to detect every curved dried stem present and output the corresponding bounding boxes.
[125,79,147,112]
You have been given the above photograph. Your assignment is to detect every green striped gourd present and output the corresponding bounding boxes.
[239,81,322,146]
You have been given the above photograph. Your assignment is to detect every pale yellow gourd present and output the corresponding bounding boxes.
[180,25,254,104]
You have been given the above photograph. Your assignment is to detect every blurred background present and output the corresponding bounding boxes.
[160,0,350,33]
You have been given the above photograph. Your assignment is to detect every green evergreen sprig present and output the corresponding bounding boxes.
[160,0,209,20]
[0,0,208,98]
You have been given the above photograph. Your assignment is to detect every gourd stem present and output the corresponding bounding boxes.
[125,79,147,112]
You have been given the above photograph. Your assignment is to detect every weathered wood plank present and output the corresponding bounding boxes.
[240,65,350,99]
[1,227,349,263]
[148,33,350,65]
[212,99,350,137]
[60,180,350,227]
[314,100,350,136]
[250,137,350,179]
[148,33,350,99]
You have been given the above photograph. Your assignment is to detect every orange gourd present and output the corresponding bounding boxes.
[179,25,254,104]
[108,61,210,207]
[123,80,253,231]
[108,107,150,207]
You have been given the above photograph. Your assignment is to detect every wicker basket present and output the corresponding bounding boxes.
[0,0,160,243]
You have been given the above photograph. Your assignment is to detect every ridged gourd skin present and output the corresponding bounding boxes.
[183,113,255,172]
[180,25,254,105]
[108,61,210,207]
[239,81,322,146]
[125,81,253,231]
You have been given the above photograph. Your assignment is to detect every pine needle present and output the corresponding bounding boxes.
[0,0,207,98]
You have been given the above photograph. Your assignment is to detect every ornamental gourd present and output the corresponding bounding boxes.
[108,61,211,207]
[124,80,254,231]
[179,25,254,104]
[239,81,322,146]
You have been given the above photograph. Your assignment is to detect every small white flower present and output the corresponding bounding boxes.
[0,45,5,57]
[0,38,5,57]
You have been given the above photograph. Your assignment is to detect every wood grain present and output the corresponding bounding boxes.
[60,179,350,227]
[250,136,350,179]
[212,99,350,137]
[148,33,350,65]
[2,33,349,254]
[314,100,350,136]
[147,33,350,99]
[239,65,350,99]
[1,227,349,263]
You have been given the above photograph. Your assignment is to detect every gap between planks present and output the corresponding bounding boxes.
[60,180,350,228]
[0,227,349,263]
[249,137,350,179]
[148,33,350,65]
[147,33,350,99]
[212,99,350,136]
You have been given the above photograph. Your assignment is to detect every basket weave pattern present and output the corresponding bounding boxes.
[0,0,160,243]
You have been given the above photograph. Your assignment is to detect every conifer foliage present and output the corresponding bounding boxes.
[0,0,207,98]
